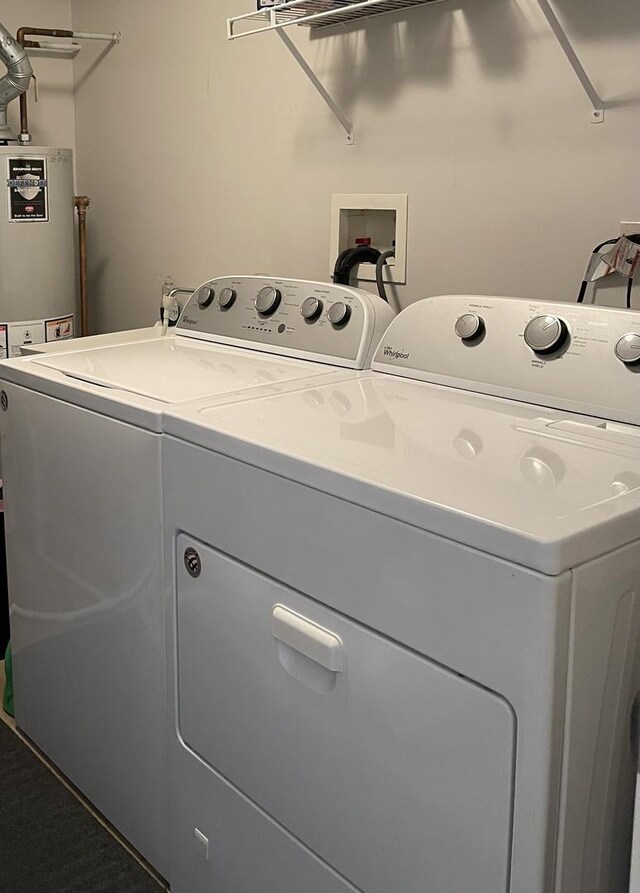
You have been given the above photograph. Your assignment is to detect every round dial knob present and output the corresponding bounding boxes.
[327,301,351,327]
[454,313,485,342]
[301,296,323,321]
[196,285,215,308]
[615,333,640,366]
[255,286,281,316]
[217,287,236,310]
[524,315,569,354]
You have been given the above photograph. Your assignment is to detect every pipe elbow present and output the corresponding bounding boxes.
[6,49,33,93]
[13,52,34,85]
[0,23,33,103]
[7,65,33,93]
[0,22,33,139]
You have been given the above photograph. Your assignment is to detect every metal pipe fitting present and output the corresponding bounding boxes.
[166,287,195,301]
[0,21,33,143]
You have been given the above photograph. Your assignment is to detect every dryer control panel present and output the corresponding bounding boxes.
[176,276,394,369]
[372,295,640,425]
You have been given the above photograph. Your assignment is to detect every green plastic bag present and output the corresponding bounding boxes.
[3,641,13,717]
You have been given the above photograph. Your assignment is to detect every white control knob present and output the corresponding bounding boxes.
[301,296,323,321]
[217,287,236,309]
[328,302,351,327]
[524,315,569,355]
[454,314,485,342]
[196,285,215,308]
[255,286,281,316]
[615,333,640,366]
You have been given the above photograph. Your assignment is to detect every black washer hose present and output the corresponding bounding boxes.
[375,249,396,308]
[333,245,383,290]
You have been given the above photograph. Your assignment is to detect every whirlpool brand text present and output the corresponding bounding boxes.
[383,346,410,360]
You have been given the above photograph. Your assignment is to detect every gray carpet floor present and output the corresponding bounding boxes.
[0,719,162,892]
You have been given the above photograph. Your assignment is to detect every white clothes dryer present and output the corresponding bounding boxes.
[0,276,393,878]
[163,295,640,893]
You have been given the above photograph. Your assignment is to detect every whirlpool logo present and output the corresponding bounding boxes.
[382,345,410,361]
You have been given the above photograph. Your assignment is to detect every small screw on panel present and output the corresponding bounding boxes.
[184,547,202,579]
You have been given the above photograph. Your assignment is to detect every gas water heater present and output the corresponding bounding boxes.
[0,22,76,357]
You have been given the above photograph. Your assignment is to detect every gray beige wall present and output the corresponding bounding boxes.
[1,0,76,152]
[68,0,639,333]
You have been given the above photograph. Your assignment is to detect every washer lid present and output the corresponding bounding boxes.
[164,373,640,574]
[31,337,322,403]
[0,334,337,432]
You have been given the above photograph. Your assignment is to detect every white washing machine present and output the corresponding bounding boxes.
[0,276,393,878]
[163,295,640,893]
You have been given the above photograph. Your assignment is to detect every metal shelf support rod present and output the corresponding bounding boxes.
[277,29,355,144]
[535,0,604,122]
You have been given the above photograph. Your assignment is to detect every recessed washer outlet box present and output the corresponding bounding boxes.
[330,194,408,285]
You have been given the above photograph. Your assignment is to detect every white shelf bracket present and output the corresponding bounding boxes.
[276,29,355,144]
[535,0,604,123]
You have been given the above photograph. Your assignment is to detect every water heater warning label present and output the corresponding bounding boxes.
[6,157,49,222]
[0,315,74,358]
[5,321,45,357]
[46,315,74,342]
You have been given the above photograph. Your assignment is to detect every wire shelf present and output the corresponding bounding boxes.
[226,0,605,140]
[228,0,447,38]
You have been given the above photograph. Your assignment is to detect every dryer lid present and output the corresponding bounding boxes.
[164,373,640,574]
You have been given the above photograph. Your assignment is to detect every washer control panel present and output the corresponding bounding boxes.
[176,276,394,368]
[373,295,640,425]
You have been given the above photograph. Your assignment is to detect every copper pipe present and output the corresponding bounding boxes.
[16,28,73,143]
[17,27,74,39]
[74,196,91,337]
[19,92,27,141]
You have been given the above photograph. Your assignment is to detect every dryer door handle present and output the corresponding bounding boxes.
[272,605,344,673]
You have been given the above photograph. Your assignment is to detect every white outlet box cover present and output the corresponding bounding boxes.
[330,194,408,285]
